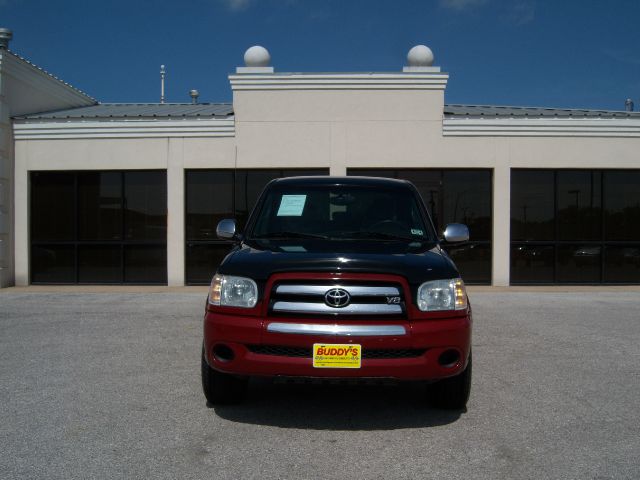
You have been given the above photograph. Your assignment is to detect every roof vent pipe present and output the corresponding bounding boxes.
[189,89,199,104]
[625,98,634,112]
[0,28,13,50]
[160,65,166,104]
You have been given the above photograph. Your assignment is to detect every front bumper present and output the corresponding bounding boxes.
[203,311,472,381]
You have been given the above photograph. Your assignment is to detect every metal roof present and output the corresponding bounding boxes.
[15,102,640,121]
[444,104,640,118]
[7,50,97,102]
[15,103,234,120]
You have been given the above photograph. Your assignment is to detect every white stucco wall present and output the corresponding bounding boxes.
[0,92,13,288]
[10,70,640,287]
[1,48,94,288]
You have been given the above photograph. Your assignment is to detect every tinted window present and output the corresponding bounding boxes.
[186,170,233,241]
[511,169,640,284]
[443,170,491,241]
[511,170,554,241]
[31,171,167,284]
[604,171,640,241]
[510,245,554,284]
[78,172,122,241]
[184,169,329,284]
[349,169,492,284]
[31,172,75,242]
[124,171,167,241]
[557,171,601,241]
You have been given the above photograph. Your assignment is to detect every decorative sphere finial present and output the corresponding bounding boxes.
[244,45,271,67]
[407,45,434,67]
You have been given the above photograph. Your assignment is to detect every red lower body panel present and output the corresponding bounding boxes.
[203,311,472,381]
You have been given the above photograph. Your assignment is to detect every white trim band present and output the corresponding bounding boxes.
[229,72,449,91]
[13,118,236,140]
[266,322,406,336]
[443,117,640,137]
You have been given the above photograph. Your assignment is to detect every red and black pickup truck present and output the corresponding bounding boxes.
[202,176,472,409]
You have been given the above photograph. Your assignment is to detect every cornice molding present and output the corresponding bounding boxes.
[443,117,640,137]
[229,72,449,91]
[13,118,235,140]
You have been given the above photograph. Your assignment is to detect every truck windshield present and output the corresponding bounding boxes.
[249,184,435,243]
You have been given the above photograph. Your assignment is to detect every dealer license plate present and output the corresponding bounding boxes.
[313,343,361,368]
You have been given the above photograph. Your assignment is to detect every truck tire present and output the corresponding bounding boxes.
[428,351,472,410]
[201,346,248,405]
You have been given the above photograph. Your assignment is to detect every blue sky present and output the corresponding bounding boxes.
[2,0,640,110]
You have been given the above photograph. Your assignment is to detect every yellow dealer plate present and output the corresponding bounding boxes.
[313,343,361,368]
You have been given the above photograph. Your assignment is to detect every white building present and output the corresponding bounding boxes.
[1,30,639,288]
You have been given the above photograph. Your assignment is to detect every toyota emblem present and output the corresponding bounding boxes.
[324,288,351,308]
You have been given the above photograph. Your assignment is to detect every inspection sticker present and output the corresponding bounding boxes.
[313,343,361,368]
[277,195,307,216]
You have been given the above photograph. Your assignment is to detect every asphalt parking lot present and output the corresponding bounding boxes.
[0,289,638,479]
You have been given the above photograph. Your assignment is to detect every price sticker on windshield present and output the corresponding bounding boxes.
[277,195,307,216]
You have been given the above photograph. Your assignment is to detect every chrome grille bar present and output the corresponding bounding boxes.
[266,322,406,336]
[272,301,402,315]
[275,285,400,296]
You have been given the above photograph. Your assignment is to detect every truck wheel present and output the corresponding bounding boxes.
[201,346,248,405]
[428,352,472,410]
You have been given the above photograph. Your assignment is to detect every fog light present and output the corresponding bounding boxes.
[212,344,235,362]
[438,349,460,367]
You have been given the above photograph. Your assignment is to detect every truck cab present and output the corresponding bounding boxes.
[202,176,472,409]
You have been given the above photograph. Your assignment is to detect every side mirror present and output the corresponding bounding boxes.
[216,219,237,240]
[443,223,469,243]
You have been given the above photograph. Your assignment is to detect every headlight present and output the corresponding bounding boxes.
[208,274,258,308]
[417,278,467,311]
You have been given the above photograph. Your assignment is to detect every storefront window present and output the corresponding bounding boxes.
[511,169,640,284]
[185,169,329,284]
[348,168,492,284]
[30,171,167,284]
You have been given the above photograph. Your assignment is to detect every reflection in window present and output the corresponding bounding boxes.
[185,169,329,284]
[605,246,640,282]
[511,170,554,241]
[31,245,75,283]
[31,172,75,242]
[78,172,122,241]
[124,171,167,241]
[557,171,601,241]
[510,245,554,284]
[348,168,492,284]
[511,169,640,284]
[604,171,640,241]
[30,171,167,284]
[557,245,601,283]
[186,171,234,241]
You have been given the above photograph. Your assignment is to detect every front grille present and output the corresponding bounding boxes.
[247,345,426,359]
[269,281,405,317]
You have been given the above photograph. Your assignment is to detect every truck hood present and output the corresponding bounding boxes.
[217,240,459,285]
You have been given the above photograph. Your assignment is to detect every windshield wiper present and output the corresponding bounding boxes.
[252,231,329,239]
[338,231,428,242]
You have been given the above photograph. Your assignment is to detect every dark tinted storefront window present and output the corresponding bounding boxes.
[511,170,554,241]
[31,172,75,242]
[604,171,640,241]
[185,169,329,284]
[30,171,167,284]
[511,169,640,284]
[78,172,122,241]
[348,169,492,284]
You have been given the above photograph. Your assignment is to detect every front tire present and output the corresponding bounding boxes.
[428,352,472,410]
[201,346,248,405]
